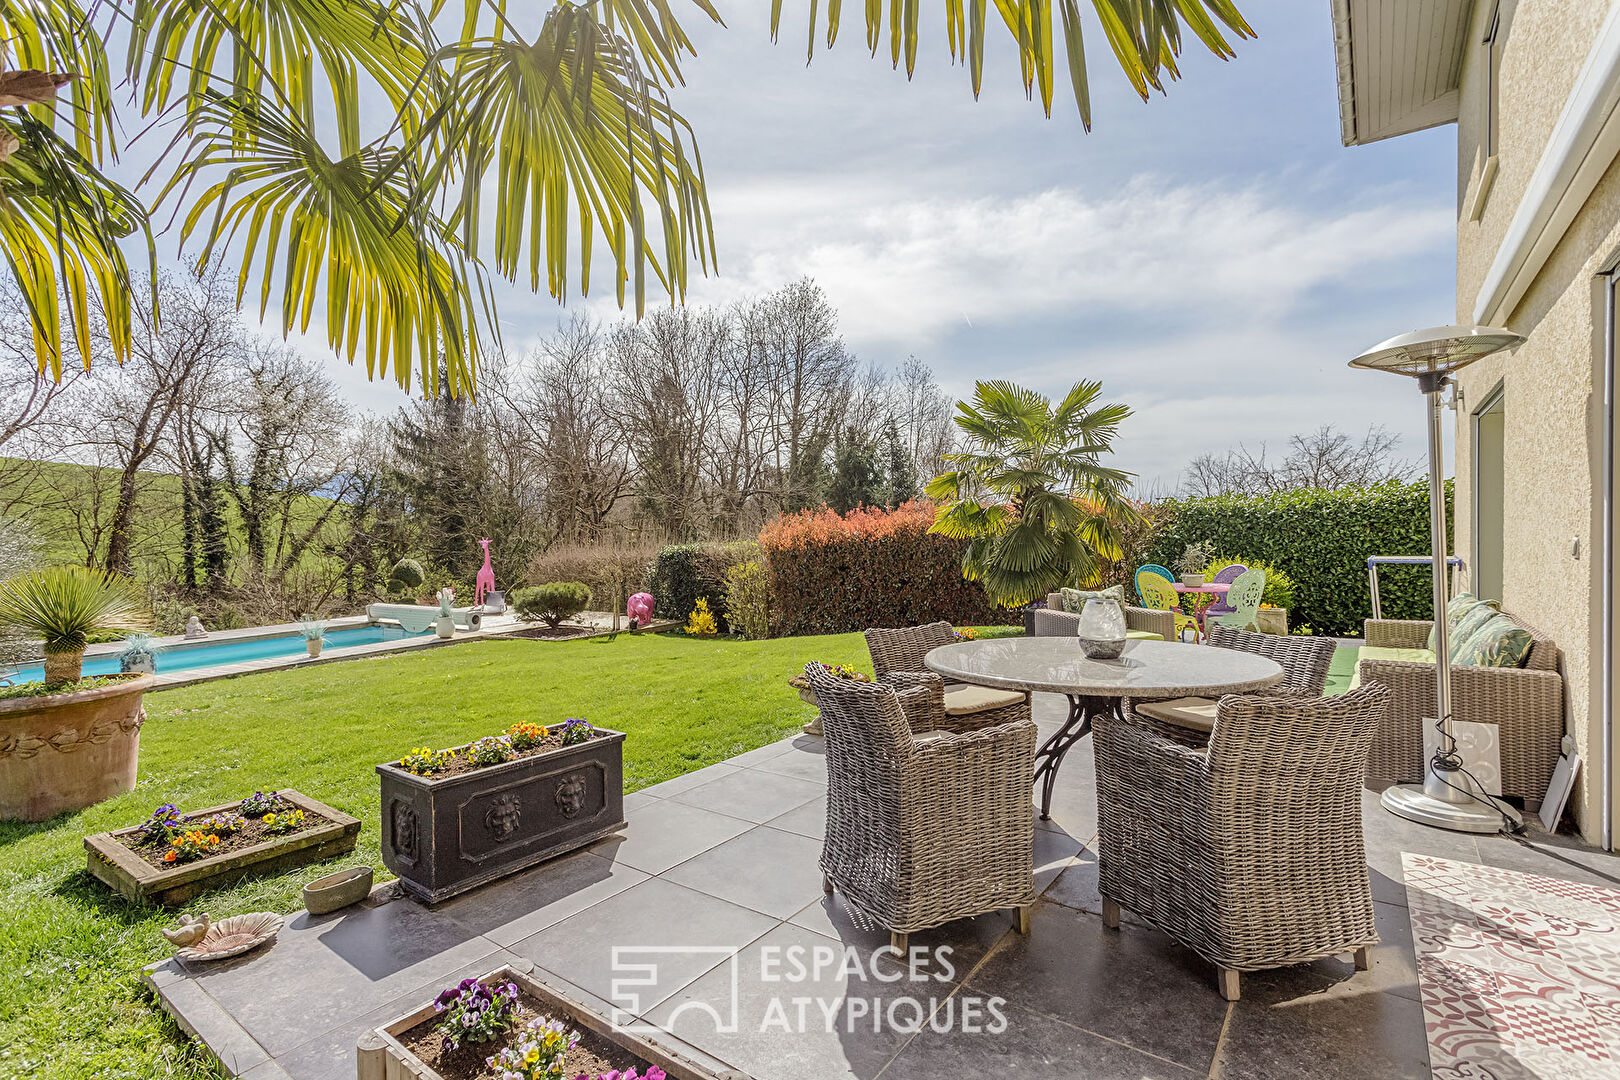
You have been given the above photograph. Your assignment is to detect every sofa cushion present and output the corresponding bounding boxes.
[1349,646,1437,690]
[944,686,1027,716]
[1427,592,1499,659]
[1135,696,1218,733]
[1126,629,1163,641]
[1453,612,1535,669]
[1060,585,1125,613]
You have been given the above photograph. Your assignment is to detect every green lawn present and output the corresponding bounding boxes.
[0,630,897,1080]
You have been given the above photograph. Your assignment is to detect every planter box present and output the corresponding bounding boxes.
[1255,607,1289,635]
[1,674,152,822]
[84,789,360,907]
[358,964,748,1080]
[378,730,626,904]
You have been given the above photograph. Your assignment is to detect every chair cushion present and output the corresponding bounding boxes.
[1135,696,1219,733]
[943,686,1026,716]
[1349,646,1437,690]
[1126,629,1163,641]
[1453,612,1535,669]
[1060,585,1125,613]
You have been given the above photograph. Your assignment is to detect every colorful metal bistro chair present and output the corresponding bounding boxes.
[1136,571,1201,643]
[1209,568,1265,632]
[1134,564,1176,605]
[1202,563,1248,621]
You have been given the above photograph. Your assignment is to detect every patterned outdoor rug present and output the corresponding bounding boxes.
[1404,853,1620,1079]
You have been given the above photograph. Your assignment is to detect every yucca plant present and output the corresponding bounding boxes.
[927,380,1140,608]
[0,567,152,684]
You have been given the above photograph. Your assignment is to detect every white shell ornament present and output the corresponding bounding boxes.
[175,912,284,962]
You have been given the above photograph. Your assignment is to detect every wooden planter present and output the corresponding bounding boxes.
[378,731,626,904]
[1,674,152,822]
[84,789,361,907]
[358,964,748,1080]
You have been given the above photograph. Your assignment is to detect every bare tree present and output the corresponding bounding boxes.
[1181,424,1419,497]
[0,284,84,513]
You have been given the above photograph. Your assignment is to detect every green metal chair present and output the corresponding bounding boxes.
[1209,568,1265,632]
[1136,571,1201,643]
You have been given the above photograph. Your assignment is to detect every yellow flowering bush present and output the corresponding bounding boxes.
[685,597,718,637]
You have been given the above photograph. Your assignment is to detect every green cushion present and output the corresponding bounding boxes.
[1060,584,1125,614]
[1126,629,1163,641]
[1453,612,1535,669]
[1349,646,1437,690]
[1427,592,1499,659]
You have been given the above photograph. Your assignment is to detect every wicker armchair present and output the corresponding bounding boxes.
[1129,624,1336,744]
[864,622,1030,733]
[1094,683,1389,1001]
[1033,593,1176,642]
[1359,613,1562,798]
[808,663,1037,952]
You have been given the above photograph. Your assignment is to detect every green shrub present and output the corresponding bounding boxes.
[389,558,426,591]
[1147,480,1447,636]
[649,542,754,632]
[722,559,772,639]
[1204,556,1297,611]
[527,544,656,613]
[512,582,592,628]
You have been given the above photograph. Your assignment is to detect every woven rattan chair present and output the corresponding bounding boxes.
[1129,624,1337,744]
[1094,683,1388,1001]
[1033,592,1176,641]
[864,621,1030,733]
[808,662,1037,952]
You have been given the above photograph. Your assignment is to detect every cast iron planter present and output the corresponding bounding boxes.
[377,730,626,904]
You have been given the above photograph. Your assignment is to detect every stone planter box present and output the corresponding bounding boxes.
[84,789,361,907]
[1,673,152,822]
[1256,607,1289,635]
[378,730,626,904]
[358,963,748,1080]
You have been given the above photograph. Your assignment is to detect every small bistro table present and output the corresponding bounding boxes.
[925,637,1284,819]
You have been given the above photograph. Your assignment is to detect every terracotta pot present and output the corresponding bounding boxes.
[0,674,152,822]
[44,649,85,685]
[306,639,323,657]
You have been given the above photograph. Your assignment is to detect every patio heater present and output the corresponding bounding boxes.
[1349,325,1524,834]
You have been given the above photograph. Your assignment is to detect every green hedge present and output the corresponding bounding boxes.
[1146,480,1451,637]
[649,542,754,631]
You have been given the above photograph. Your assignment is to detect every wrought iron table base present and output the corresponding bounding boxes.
[1034,694,1120,820]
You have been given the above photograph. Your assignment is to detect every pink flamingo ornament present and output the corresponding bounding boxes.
[627,592,654,629]
[475,539,496,607]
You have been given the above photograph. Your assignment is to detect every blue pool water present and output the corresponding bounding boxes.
[7,624,430,684]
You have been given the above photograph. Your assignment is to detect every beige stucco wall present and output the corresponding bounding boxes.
[1452,0,1617,841]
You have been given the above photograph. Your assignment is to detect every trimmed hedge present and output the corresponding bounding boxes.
[1146,480,1451,637]
[649,542,754,631]
[760,501,1003,636]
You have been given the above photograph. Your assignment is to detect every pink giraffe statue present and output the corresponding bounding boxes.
[475,539,496,607]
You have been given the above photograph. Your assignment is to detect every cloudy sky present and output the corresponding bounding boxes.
[126,0,1464,493]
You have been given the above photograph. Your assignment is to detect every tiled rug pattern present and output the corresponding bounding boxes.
[1404,853,1620,1079]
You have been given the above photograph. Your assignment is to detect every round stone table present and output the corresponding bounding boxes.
[925,637,1283,818]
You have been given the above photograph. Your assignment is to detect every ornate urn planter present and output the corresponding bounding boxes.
[0,674,153,822]
[377,729,625,904]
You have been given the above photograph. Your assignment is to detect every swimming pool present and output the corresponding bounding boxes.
[6,624,432,685]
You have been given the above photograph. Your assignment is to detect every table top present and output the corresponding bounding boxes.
[1173,582,1230,594]
[924,637,1284,700]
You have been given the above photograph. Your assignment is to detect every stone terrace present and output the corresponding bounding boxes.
[147,694,1620,1080]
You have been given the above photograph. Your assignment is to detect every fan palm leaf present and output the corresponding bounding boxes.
[775,0,1254,128]
[928,379,1139,607]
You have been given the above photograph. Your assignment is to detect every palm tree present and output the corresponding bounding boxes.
[1,2,1253,395]
[927,379,1138,608]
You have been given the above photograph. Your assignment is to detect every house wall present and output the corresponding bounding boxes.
[1451,0,1617,842]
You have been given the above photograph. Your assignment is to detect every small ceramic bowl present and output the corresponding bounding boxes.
[302,866,374,915]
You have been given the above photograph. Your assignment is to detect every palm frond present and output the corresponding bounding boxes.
[157,91,484,397]
[0,113,151,376]
[774,0,1254,127]
[0,0,118,161]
